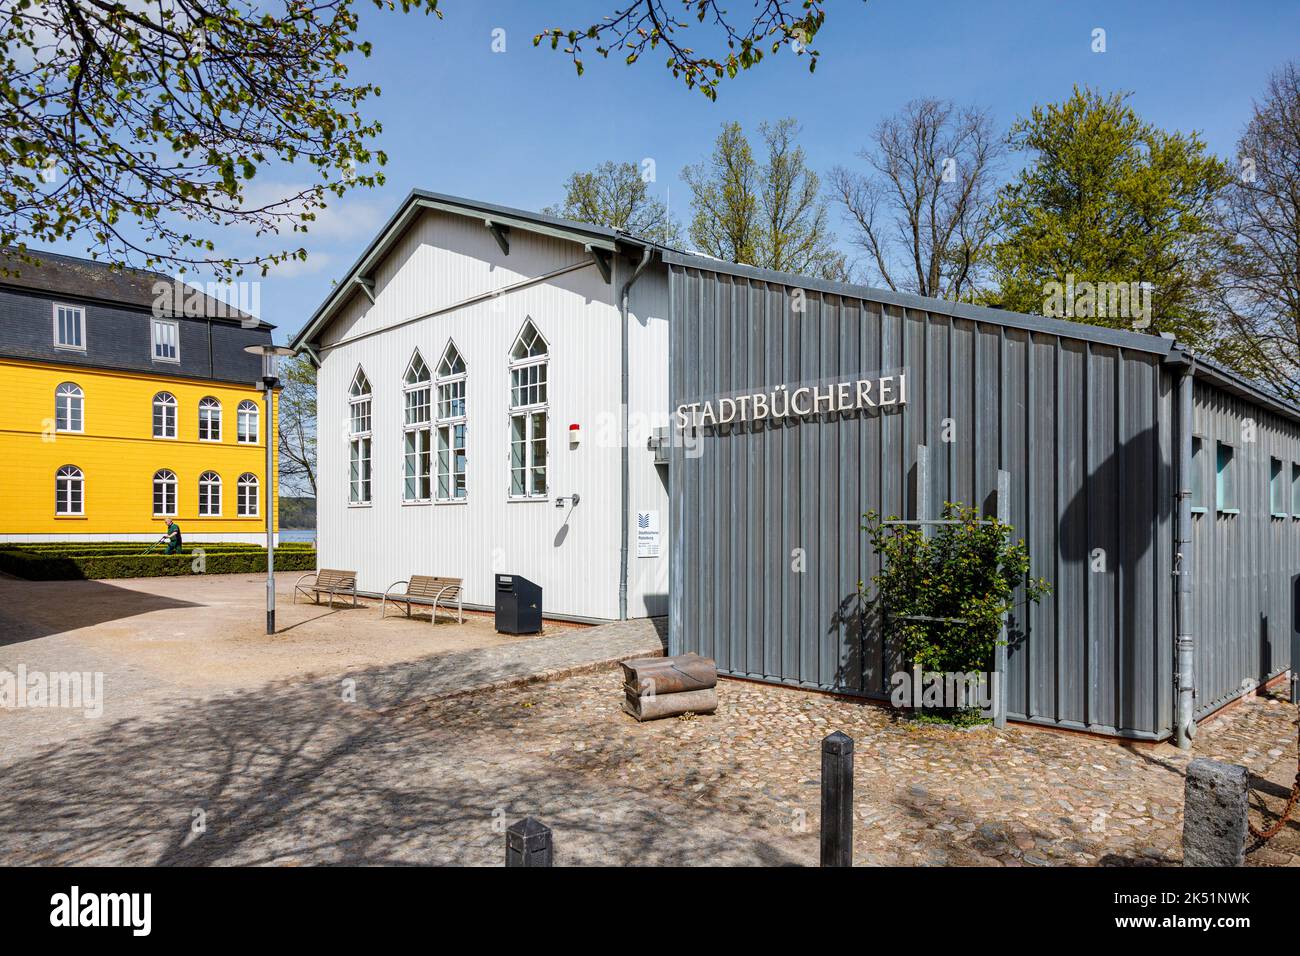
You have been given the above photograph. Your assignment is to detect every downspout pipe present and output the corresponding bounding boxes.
[1174,348,1198,748]
[618,244,654,621]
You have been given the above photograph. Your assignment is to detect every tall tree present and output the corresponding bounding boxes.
[829,98,1002,300]
[1212,62,1300,401]
[683,118,845,279]
[536,0,831,101]
[1,0,440,278]
[991,87,1231,345]
[277,354,317,498]
[6,1,842,279]
[544,161,680,245]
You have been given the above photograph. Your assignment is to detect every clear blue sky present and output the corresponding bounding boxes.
[54,0,1300,341]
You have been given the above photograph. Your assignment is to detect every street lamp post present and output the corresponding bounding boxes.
[245,344,297,635]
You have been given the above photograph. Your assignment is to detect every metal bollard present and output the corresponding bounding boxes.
[820,731,854,867]
[505,817,553,867]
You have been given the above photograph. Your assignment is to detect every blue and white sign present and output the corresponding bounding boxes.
[636,510,660,558]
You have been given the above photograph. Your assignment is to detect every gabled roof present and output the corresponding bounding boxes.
[290,189,671,351]
[290,190,1300,426]
[0,247,272,328]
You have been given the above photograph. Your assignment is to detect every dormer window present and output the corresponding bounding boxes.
[53,304,85,351]
[152,318,180,362]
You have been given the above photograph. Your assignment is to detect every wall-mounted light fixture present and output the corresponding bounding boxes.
[555,493,581,509]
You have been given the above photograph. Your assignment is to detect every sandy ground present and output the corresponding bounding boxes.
[0,571,571,748]
[1,572,569,686]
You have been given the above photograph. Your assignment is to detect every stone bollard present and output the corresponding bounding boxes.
[1182,758,1250,866]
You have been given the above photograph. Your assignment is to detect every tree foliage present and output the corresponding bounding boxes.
[1,0,439,278]
[863,503,1051,675]
[682,118,845,279]
[534,0,829,101]
[277,353,317,497]
[830,98,1002,300]
[1212,61,1300,401]
[543,161,680,246]
[990,87,1231,346]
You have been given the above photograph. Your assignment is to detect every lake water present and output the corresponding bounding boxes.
[279,529,317,544]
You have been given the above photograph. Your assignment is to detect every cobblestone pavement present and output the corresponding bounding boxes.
[1,644,1295,865]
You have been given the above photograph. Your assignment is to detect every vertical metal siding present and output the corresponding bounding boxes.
[668,265,1180,739]
[1190,380,1300,716]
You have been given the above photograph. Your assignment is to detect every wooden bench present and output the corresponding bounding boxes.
[381,575,464,624]
[293,568,358,608]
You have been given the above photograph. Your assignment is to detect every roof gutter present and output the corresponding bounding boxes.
[618,244,654,621]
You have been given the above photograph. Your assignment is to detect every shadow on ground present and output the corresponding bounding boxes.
[0,579,202,646]
[0,640,801,867]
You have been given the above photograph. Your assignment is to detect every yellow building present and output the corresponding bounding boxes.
[0,249,279,543]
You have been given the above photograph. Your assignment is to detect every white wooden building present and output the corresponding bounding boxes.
[291,191,673,621]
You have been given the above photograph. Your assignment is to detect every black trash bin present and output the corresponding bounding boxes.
[496,573,542,635]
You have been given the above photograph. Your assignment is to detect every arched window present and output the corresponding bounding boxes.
[402,351,432,501]
[198,397,222,441]
[436,341,467,500]
[237,473,259,517]
[198,471,222,516]
[152,391,177,438]
[153,469,177,516]
[508,319,548,498]
[55,465,83,515]
[237,400,259,444]
[348,367,372,504]
[55,382,83,433]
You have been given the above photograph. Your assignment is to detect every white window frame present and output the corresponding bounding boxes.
[53,303,86,351]
[237,473,259,517]
[237,400,260,444]
[153,391,177,439]
[508,320,549,500]
[151,318,180,363]
[153,469,178,517]
[55,382,84,433]
[198,470,222,517]
[198,396,222,442]
[436,341,468,502]
[349,367,373,505]
[402,351,432,503]
[55,464,84,516]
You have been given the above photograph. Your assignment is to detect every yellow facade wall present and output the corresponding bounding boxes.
[1,358,278,538]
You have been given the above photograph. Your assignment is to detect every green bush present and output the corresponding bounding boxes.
[6,546,315,554]
[2,542,313,559]
[0,547,316,580]
[863,501,1051,674]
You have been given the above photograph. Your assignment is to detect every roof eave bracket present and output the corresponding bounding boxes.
[354,275,376,304]
[486,220,511,256]
[586,245,612,284]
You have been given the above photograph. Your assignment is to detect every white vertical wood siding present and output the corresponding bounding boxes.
[625,264,672,616]
[315,209,630,619]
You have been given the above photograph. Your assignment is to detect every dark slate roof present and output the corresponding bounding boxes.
[0,247,272,329]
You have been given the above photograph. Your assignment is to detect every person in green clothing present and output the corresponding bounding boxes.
[163,517,183,555]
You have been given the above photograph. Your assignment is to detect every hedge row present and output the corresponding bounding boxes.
[8,542,314,553]
[0,547,316,581]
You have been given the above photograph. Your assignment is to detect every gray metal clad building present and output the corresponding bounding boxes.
[664,253,1300,743]
[292,191,1296,745]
